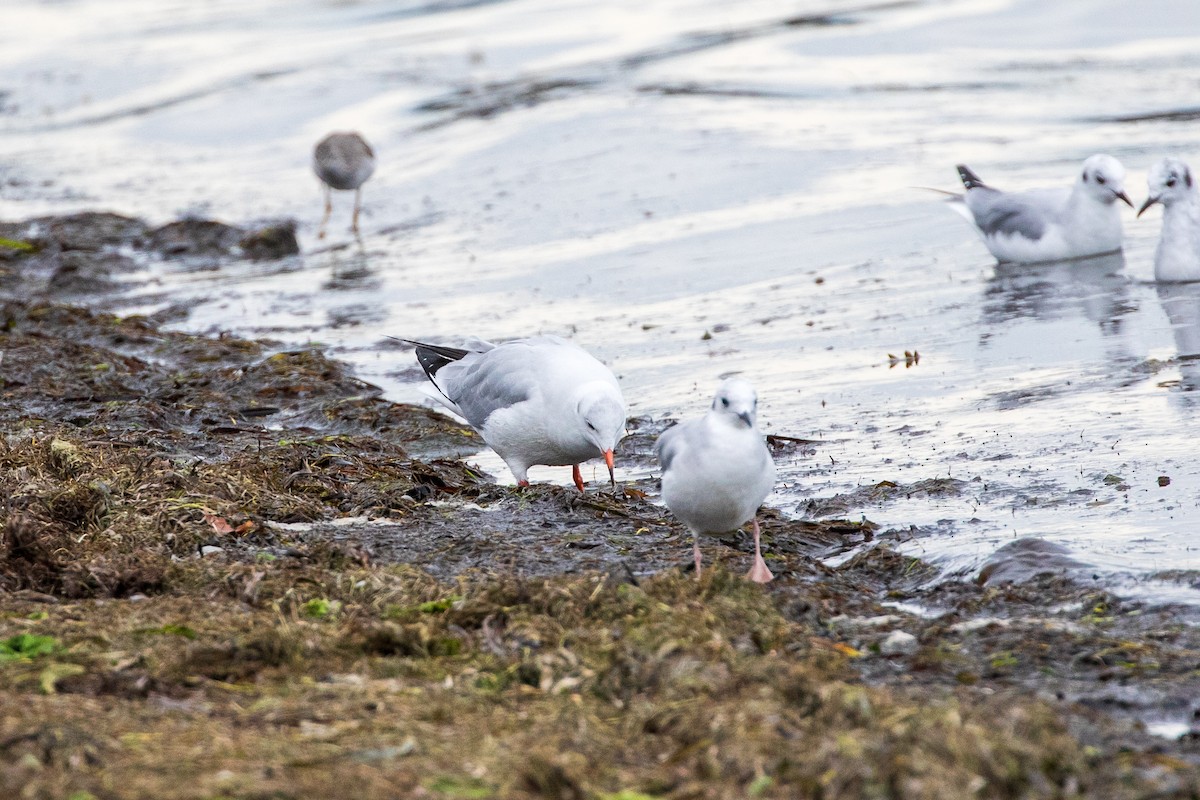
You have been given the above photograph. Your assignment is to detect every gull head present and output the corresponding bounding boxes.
[1078,154,1131,208]
[577,386,626,482]
[711,378,760,429]
[1138,157,1194,218]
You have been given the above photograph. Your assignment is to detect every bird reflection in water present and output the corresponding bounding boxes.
[319,235,377,290]
[1155,282,1200,400]
[979,251,1133,340]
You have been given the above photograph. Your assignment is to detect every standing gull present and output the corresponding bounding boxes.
[407,336,625,490]
[313,131,376,239]
[655,379,777,583]
[948,154,1132,264]
[1138,157,1200,283]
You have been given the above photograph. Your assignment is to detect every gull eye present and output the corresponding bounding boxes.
[1096,174,1106,185]
[720,397,730,408]
[1167,177,1178,188]
[586,421,596,431]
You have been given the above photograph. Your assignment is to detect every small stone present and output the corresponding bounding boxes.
[239,220,299,261]
[948,617,1008,634]
[200,545,225,557]
[880,630,918,656]
[148,219,242,258]
[1158,475,1171,487]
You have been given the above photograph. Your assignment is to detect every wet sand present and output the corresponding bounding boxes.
[6,0,1200,595]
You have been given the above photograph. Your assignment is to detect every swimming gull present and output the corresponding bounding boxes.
[948,154,1131,264]
[1138,157,1200,283]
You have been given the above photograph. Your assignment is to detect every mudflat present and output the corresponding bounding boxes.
[0,214,1197,798]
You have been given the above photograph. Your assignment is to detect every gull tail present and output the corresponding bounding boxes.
[956,164,989,191]
[911,185,963,199]
[911,186,973,223]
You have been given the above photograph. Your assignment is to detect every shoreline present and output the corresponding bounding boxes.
[0,212,1198,796]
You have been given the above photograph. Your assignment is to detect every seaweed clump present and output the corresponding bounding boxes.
[0,565,1161,800]
[0,299,1194,798]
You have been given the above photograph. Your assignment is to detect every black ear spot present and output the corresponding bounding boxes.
[1082,171,1089,182]
[1187,169,1194,188]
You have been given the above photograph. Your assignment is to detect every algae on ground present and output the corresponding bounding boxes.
[0,299,1196,798]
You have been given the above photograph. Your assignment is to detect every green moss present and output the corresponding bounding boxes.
[137,624,198,640]
[426,776,495,798]
[0,634,59,661]
[0,237,35,252]
[417,595,463,614]
[301,598,336,619]
[989,651,1020,670]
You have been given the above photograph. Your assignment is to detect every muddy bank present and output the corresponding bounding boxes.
[0,216,1198,797]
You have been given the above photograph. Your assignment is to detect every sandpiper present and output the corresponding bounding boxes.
[313,131,376,238]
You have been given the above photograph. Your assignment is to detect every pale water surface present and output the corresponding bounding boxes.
[4,0,1200,600]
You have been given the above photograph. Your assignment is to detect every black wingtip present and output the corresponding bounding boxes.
[956,164,988,190]
[388,337,471,382]
[415,343,470,381]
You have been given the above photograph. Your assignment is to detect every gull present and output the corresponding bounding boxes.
[1138,157,1200,283]
[407,335,625,490]
[948,154,1132,264]
[655,379,777,583]
[313,131,376,239]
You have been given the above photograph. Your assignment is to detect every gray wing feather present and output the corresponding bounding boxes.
[967,189,1048,240]
[655,420,696,473]
[442,350,535,428]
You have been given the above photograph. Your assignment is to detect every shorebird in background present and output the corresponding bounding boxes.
[948,154,1131,264]
[1139,157,1200,283]
[313,131,376,238]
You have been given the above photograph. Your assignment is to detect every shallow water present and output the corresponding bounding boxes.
[5,0,1200,597]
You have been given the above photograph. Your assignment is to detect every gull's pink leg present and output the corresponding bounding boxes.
[517,479,530,488]
[572,464,585,492]
[318,185,332,240]
[693,537,703,581]
[352,187,362,233]
[746,518,774,583]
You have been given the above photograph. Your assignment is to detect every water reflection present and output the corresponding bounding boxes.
[1156,282,1200,399]
[319,237,377,289]
[973,252,1138,412]
[313,237,387,328]
[980,252,1133,336]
